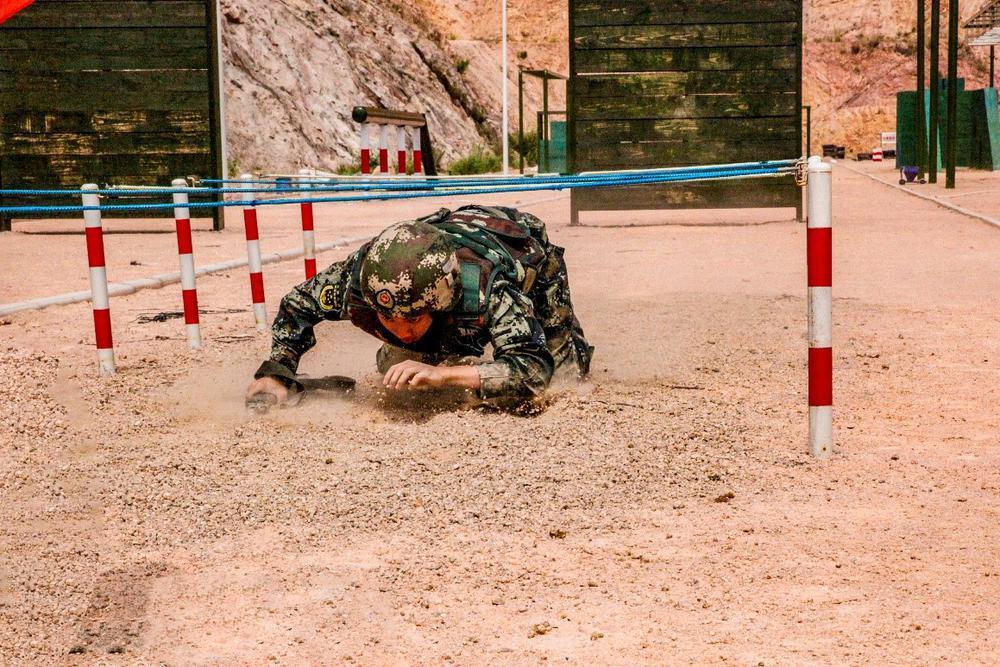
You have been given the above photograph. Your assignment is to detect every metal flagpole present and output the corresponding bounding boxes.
[929,0,941,183]
[917,0,927,176]
[946,0,959,189]
[501,0,510,174]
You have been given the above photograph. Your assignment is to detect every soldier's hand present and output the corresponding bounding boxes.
[383,360,447,390]
[245,375,290,404]
[383,360,481,391]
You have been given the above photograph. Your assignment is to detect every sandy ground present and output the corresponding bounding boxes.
[847,159,1000,226]
[1,166,998,664]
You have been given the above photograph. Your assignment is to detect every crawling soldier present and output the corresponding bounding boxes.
[245,205,593,408]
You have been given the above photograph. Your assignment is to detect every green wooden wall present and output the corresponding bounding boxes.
[568,0,803,222]
[0,0,224,230]
[898,83,1000,171]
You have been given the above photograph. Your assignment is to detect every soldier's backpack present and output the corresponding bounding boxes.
[416,205,551,318]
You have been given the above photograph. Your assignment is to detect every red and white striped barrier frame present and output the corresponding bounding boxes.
[240,173,267,331]
[82,183,115,376]
[298,168,317,280]
[353,107,429,175]
[171,178,202,349]
[806,157,833,458]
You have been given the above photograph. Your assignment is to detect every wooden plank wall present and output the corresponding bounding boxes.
[0,0,224,229]
[568,0,803,222]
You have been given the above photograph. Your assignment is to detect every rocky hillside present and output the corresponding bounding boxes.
[220,0,997,173]
[805,0,995,152]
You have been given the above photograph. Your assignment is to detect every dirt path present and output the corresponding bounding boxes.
[1,166,998,664]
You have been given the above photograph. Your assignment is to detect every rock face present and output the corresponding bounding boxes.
[804,0,995,152]
[220,0,498,174]
[220,0,996,171]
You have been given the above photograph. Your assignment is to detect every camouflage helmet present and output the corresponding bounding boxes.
[359,220,461,318]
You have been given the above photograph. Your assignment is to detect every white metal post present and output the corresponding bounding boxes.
[82,184,116,376]
[298,168,317,279]
[171,178,202,349]
[806,157,833,458]
[240,173,267,331]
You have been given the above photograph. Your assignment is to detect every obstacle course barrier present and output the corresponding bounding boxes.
[352,106,435,176]
[0,158,834,457]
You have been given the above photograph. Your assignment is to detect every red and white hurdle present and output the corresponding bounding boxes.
[171,179,202,349]
[82,183,115,376]
[352,106,433,175]
[806,157,833,458]
[69,180,377,381]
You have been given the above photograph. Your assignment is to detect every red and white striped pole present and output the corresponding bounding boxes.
[360,124,371,175]
[240,173,267,331]
[412,126,423,174]
[807,156,833,458]
[397,125,407,174]
[298,168,317,280]
[378,124,389,174]
[171,178,201,349]
[82,183,115,376]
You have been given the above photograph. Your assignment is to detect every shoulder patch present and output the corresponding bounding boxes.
[319,284,338,311]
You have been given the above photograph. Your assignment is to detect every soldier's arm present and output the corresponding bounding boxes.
[476,281,555,400]
[253,254,356,386]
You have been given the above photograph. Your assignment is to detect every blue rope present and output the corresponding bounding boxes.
[0,164,795,216]
[1,165,795,200]
[0,161,797,197]
[200,160,798,185]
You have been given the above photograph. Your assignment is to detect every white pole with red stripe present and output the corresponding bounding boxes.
[171,178,201,349]
[397,125,407,174]
[240,173,267,331]
[807,157,833,458]
[360,124,371,175]
[412,127,423,174]
[82,183,115,376]
[298,168,317,280]
[378,124,389,174]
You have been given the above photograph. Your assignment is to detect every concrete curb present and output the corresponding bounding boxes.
[837,161,1000,231]
[0,234,372,318]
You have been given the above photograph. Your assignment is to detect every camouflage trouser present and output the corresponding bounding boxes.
[528,243,593,378]
[377,216,594,379]
[520,211,594,378]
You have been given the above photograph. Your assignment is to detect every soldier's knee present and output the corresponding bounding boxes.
[518,211,549,245]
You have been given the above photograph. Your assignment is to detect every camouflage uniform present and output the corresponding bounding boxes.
[255,205,593,404]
